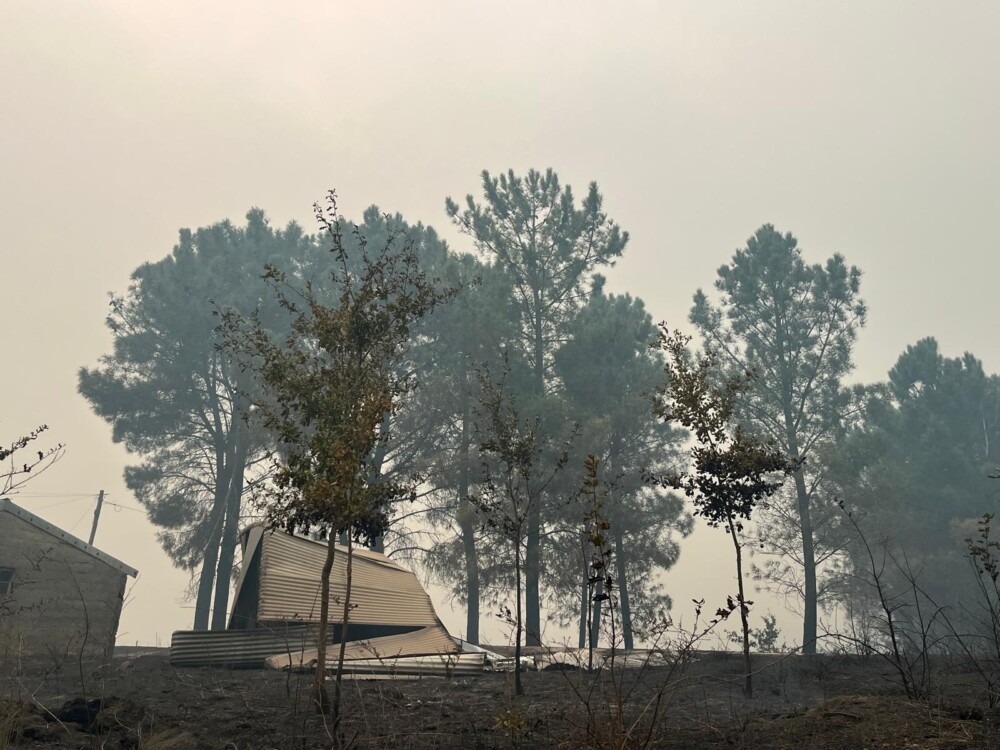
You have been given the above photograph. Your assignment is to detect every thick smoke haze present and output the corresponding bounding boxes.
[2,1,997,646]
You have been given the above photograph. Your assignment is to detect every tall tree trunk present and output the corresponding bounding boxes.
[525,510,541,646]
[193,426,232,631]
[614,530,633,650]
[783,404,817,655]
[524,302,545,647]
[514,533,524,696]
[578,538,589,649]
[211,417,249,630]
[332,532,354,743]
[589,579,603,670]
[728,517,752,698]
[794,470,818,654]
[193,485,227,631]
[210,480,241,630]
[313,536,336,714]
[193,532,221,631]
[460,510,480,644]
[210,430,248,630]
[458,389,480,644]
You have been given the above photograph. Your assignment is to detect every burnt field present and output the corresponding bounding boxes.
[3,650,1000,749]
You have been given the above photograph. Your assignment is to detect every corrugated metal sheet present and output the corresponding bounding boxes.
[329,653,486,678]
[264,625,459,670]
[170,624,322,668]
[340,625,459,658]
[257,531,441,627]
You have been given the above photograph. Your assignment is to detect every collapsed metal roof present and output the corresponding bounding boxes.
[172,526,458,669]
[230,527,447,628]
[263,625,461,671]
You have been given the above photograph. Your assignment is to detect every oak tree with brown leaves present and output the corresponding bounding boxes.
[650,328,793,697]
[222,191,455,733]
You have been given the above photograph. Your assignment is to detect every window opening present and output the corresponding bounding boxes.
[0,567,13,596]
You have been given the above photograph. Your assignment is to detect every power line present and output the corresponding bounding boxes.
[34,497,87,511]
[104,500,145,514]
[13,492,106,498]
[12,492,146,514]
[67,503,95,535]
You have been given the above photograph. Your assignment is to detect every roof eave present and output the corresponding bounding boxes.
[0,498,139,577]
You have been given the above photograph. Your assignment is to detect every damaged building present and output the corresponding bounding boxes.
[170,527,487,675]
[0,498,138,665]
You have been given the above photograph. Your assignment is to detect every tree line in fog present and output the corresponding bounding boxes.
[77,168,1000,654]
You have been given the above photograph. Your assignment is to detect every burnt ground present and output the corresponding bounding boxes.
[3,649,1000,749]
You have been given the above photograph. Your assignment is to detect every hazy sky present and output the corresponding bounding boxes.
[2,1,998,647]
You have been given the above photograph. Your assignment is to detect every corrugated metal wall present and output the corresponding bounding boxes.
[257,532,441,627]
[170,624,322,668]
[171,530,459,669]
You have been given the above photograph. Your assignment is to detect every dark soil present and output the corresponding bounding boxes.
[2,651,999,748]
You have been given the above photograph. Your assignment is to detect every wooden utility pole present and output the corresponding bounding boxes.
[88,489,105,546]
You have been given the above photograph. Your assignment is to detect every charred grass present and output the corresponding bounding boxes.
[3,652,1000,749]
